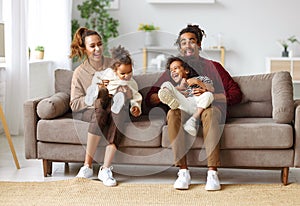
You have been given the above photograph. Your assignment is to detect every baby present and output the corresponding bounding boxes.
[85,45,142,117]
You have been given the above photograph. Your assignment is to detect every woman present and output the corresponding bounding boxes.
[69,27,131,187]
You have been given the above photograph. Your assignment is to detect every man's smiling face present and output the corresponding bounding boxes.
[179,32,201,57]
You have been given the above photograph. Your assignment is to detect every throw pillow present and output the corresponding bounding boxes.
[37,92,70,119]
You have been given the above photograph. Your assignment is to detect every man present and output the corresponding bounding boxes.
[146,24,242,191]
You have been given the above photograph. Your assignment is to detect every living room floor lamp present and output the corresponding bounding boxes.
[0,104,20,169]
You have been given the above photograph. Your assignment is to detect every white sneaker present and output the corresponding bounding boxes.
[183,117,198,136]
[158,88,179,110]
[76,165,93,178]
[85,84,99,106]
[174,169,191,190]
[111,92,125,114]
[205,170,221,191]
[98,166,117,187]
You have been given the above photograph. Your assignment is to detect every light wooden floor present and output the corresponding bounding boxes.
[1,135,300,185]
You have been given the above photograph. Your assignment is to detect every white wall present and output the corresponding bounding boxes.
[72,0,300,96]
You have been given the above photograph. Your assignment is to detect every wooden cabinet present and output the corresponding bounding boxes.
[266,57,300,82]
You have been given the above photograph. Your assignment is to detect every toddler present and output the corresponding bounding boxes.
[85,45,142,117]
[158,56,214,136]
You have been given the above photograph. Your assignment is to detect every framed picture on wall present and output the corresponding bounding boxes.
[109,0,119,9]
[147,0,215,3]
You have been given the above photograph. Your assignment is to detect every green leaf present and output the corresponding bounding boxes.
[72,0,119,47]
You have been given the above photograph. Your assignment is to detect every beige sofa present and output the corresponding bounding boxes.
[24,69,300,185]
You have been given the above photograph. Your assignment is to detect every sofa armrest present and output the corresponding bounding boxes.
[272,71,294,123]
[294,99,300,167]
[23,97,45,159]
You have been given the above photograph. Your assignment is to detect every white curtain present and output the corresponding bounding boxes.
[4,0,72,135]
[28,0,72,69]
[3,0,29,135]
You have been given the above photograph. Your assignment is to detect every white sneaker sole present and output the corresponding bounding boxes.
[174,184,189,190]
[205,185,221,191]
[85,85,99,106]
[158,89,179,110]
[98,176,117,187]
[111,92,125,114]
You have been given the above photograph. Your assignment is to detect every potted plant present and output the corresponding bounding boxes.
[72,0,119,55]
[138,23,160,46]
[35,46,44,60]
[138,23,160,32]
[278,35,300,57]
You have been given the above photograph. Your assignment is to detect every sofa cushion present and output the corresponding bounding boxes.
[119,115,166,147]
[221,117,294,149]
[272,71,294,123]
[161,117,293,150]
[37,92,70,119]
[37,115,165,148]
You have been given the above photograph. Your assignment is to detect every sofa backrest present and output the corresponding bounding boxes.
[54,69,164,114]
[54,69,294,123]
[55,69,73,95]
[228,71,294,123]
[54,69,163,98]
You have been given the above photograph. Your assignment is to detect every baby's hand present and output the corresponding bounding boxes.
[131,106,141,117]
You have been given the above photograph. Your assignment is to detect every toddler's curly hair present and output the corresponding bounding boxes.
[110,45,133,71]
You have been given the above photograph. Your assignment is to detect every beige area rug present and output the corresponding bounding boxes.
[0,178,299,206]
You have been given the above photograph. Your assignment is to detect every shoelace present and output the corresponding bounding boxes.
[178,171,187,177]
[81,166,91,175]
[101,166,115,180]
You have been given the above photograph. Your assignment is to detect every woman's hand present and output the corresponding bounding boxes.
[102,80,110,87]
[131,106,141,117]
[97,79,110,88]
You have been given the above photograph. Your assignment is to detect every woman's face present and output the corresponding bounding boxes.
[84,34,103,62]
[169,60,188,83]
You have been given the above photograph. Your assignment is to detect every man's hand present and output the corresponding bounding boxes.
[192,87,207,96]
[187,78,206,90]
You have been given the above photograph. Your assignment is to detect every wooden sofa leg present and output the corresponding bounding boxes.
[42,159,52,177]
[281,167,289,185]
